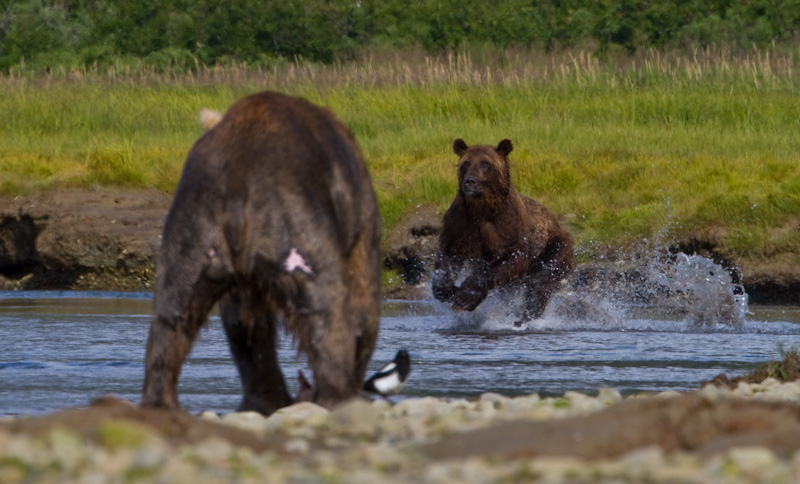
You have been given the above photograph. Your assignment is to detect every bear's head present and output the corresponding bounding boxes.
[453,138,513,203]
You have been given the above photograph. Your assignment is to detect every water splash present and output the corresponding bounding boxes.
[646,252,748,327]
[605,250,748,328]
[448,250,748,332]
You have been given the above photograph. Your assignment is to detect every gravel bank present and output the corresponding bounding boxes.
[3,380,800,483]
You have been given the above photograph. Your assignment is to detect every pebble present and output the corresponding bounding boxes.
[726,446,777,474]
[199,410,220,421]
[655,390,683,398]
[47,428,87,472]
[220,410,270,434]
[758,381,800,402]
[329,398,383,439]
[266,401,329,435]
[284,438,310,455]
[700,382,727,402]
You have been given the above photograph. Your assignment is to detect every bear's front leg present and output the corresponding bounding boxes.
[432,254,462,303]
[432,269,458,302]
[451,272,491,311]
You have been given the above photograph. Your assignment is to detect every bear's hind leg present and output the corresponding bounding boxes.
[219,295,292,415]
[521,272,563,321]
[521,235,574,321]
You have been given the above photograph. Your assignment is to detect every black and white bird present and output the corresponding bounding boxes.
[363,350,411,397]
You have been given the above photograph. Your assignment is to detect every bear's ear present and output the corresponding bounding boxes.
[453,138,469,157]
[496,139,513,157]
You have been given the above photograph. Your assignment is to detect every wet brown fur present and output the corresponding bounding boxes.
[432,138,574,320]
[141,91,381,414]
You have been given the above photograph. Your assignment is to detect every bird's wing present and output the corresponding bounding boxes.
[377,361,397,375]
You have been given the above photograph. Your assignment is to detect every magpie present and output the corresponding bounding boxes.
[363,350,411,397]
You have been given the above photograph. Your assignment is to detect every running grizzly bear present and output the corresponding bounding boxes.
[141,91,382,414]
[432,138,574,320]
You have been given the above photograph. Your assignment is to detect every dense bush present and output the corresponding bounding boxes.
[1,0,799,71]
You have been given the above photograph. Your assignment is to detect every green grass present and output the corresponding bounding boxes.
[3,47,800,260]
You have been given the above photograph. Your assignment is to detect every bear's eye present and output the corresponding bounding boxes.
[479,160,491,172]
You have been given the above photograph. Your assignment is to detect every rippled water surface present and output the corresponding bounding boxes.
[1,290,799,416]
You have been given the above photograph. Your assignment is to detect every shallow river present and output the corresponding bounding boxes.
[1,289,799,416]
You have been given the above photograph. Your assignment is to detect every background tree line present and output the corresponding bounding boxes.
[1,0,799,71]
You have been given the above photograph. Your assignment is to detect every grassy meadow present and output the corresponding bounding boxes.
[3,47,800,261]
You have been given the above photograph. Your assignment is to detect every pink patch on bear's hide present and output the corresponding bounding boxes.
[284,248,313,275]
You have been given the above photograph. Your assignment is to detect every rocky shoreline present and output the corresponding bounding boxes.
[1,189,799,305]
[3,381,800,483]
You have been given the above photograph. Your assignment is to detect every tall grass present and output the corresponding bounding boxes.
[3,46,800,259]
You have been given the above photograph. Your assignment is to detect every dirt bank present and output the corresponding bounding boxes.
[1,190,798,304]
[0,189,168,292]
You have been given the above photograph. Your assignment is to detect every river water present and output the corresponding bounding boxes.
[2,276,799,416]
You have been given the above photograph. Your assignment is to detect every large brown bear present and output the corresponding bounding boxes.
[432,138,574,320]
[141,91,382,414]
